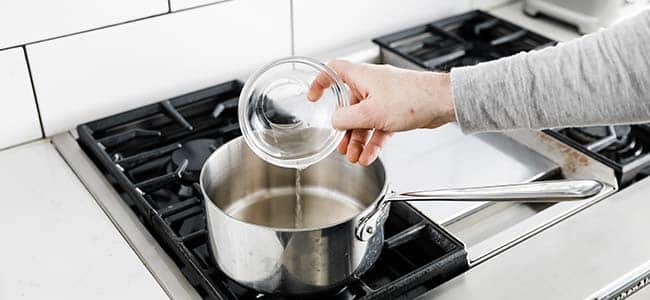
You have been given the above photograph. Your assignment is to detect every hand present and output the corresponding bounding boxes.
[307,60,456,166]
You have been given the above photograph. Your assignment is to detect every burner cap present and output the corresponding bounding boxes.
[565,125,631,146]
[171,139,219,181]
[563,125,645,163]
[581,126,630,139]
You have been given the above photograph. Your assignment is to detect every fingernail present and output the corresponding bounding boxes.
[307,91,320,102]
[359,155,372,166]
[347,148,360,163]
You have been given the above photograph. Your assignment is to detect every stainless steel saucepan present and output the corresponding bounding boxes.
[200,136,603,295]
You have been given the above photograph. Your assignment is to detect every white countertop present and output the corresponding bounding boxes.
[0,141,167,299]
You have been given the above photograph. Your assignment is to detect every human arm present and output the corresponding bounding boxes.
[308,10,650,165]
[452,10,650,133]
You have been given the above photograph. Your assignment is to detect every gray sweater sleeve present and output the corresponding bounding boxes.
[450,10,650,133]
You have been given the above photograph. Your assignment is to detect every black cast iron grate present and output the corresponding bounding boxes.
[77,80,468,299]
[373,10,556,71]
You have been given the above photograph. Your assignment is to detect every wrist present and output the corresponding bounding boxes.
[423,72,456,128]
[437,73,456,123]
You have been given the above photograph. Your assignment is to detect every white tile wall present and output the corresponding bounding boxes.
[0,48,42,149]
[0,0,168,49]
[170,0,226,11]
[292,0,472,56]
[27,0,292,136]
[1,0,502,138]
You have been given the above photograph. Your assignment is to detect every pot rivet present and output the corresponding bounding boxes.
[366,227,374,234]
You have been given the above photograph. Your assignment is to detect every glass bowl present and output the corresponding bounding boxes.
[238,57,349,169]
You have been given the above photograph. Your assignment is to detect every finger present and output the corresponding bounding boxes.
[309,60,366,101]
[327,60,367,86]
[307,71,333,102]
[359,130,392,166]
[347,129,371,163]
[338,130,351,154]
[332,101,376,130]
[348,85,363,105]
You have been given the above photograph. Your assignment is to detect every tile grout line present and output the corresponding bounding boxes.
[290,0,295,56]
[21,46,46,138]
[0,12,167,52]
[173,0,233,13]
[0,0,233,52]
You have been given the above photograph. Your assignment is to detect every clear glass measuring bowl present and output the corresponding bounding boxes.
[238,57,349,169]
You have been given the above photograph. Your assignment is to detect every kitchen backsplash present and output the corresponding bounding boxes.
[0,0,512,147]
[0,48,42,149]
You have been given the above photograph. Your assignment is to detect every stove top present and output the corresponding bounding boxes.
[373,10,556,71]
[76,80,468,299]
[546,126,650,187]
[374,10,650,188]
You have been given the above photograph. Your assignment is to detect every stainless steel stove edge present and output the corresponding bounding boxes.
[504,130,618,188]
[459,129,619,265]
[52,133,200,300]
[587,259,650,300]
[448,129,617,266]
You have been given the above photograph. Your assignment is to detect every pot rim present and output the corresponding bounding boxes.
[199,136,391,233]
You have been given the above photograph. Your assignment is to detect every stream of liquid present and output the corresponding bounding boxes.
[294,168,303,228]
[257,127,336,228]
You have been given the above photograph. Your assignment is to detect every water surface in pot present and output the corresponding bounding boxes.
[224,186,364,229]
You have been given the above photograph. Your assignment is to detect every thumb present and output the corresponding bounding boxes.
[332,101,376,130]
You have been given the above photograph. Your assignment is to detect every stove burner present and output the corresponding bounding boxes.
[170,139,219,181]
[565,125,632,148]
[563,125,645,165]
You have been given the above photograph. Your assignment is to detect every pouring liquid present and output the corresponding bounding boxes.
[295,168,303,228]
[260,127,333,228]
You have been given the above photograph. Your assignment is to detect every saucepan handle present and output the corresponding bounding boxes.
[355,179,603,241]
[389,179,603,202]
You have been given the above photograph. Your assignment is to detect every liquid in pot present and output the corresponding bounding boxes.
[224,186,364,229]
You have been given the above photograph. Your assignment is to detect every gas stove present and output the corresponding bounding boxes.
[374,10,650,188]
[75,80,468,299]
[48,8,633,300]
